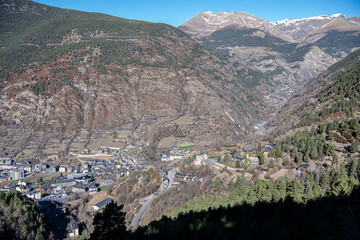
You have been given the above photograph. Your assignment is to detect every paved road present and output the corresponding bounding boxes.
[130,168,177,229]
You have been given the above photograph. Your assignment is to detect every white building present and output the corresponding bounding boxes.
[161,154,171,162]
[170,154,183,161]
[194,153,207,166]
[59,166,67,173]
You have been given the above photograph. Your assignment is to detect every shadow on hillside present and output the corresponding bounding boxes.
[132,188,360,240]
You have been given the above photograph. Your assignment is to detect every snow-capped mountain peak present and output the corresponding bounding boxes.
[272,13,347,26]
[179,11,291,41]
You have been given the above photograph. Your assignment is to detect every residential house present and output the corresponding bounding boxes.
[67,166,74,173]
[0,156,12,164]
[16,185,28,193]
[161,170,168,178]
[22,165,32,172]
[100,179,113,186]
[0,164,14,170]
[51,179,77,188]
[51,165,60,173]
[10,169,24,180]
[92,198,113,211]
[175,173,202,182]
[250,158,259,165]
[83,148,91,154]
[296,164,310,173]
[1,183,17,192]
[196,153,208,161]
[87,182,98,194]
[161,154,171,162]
[0,175,10,182]
[117,170,129,179]
[81,163,90,171]
[18,179,30,186]
[67,219,79,238]
[232,156,246,167]
[100,147,111,154]
[34,191,42,200]
[72,184,88,193]
[169,154,183,161]
[243,148,258,154]
[59,166,67,173]
[194,153,207,166]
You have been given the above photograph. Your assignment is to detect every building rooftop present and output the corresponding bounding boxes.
[94,198,113,209]
[67,219,79,233]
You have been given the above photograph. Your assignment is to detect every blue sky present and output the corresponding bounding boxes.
[34,0,360,26]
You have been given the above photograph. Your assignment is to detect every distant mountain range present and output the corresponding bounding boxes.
[179,12,360,100]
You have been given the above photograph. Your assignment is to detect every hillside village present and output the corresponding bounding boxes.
[1,127,357,238]
[1,1,360,239]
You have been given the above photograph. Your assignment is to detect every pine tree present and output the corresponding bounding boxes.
[282,158,290,166]
[274,177,287,202]
[331,178,353,197]
[303,179,314,203]
[291,178,305,204]
[320,169,330,191]
[89,201,129,240]
[258,151,265,165]
[213,177,222,191]
[310,145,318,159]
[347,158,358,178]
[275,148,283,158]
[349,140,359,153]
[332,154,339,166]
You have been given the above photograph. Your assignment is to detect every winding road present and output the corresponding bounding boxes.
[130,168,177,229]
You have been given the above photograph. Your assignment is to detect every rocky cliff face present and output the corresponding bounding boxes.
[0,0,263,160]
[179,12,360,106]
[272,14,360,42]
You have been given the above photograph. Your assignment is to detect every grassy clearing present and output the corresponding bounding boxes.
[88,137,121,152]
[178,144,196,151]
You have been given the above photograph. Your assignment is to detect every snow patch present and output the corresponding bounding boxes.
[272,13,347,26]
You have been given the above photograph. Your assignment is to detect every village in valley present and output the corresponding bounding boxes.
[0,127,356,238]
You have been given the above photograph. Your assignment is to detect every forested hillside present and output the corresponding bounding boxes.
[271,49,360,134]
[0,191,46,239]
[0,0,265,160]
[86,176,360,239]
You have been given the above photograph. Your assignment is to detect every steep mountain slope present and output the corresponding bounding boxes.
[273,14,360,58]
[0,0,263,160]
[179,12,360,105]
[273,14,360,41]
[269,49,360,135]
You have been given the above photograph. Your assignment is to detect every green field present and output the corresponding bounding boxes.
[178,144,196,151]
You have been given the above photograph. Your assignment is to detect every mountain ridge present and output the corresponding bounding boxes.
[0,0,264,160]
[178,11,360,104]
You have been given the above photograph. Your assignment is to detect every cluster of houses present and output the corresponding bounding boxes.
[0,147,138,199]
[0,172,99,203]
[219,144,276,168]
[0,156,50,182]
[174,172,202,183]
[161,148,191,162]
